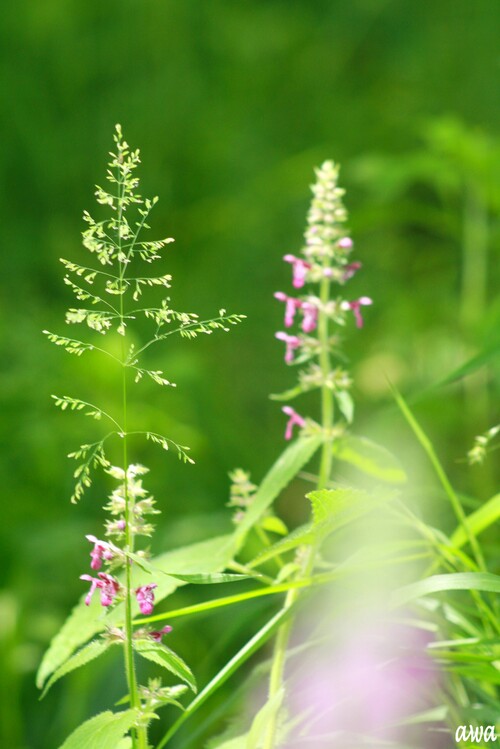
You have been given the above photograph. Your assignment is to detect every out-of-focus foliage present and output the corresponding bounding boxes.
[0,1,499,747]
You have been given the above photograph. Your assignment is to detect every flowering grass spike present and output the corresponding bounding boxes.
[39,125,244,749]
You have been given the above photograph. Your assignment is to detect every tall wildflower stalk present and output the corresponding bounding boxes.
[265,161,371,748]
[42,125,244,749]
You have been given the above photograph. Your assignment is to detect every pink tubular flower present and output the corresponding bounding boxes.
[282,405,306,440]
[86,534,114,570]
[342,296,373,328]
[338,237,353,250]
[301,302,318,333]
[136,583,158,615]
[274,291,303,327]
[283,254,312,288]
[275,331,301,363]
[149,625,173,643]
[342,261,362,281]
[80,572,121,607]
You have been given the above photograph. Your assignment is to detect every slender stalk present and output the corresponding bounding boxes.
[263,271,334,749]
[117,172,147,749]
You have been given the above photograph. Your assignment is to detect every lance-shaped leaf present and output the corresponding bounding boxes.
[233,436,322,548]
[134,639,197,693]
[40,639,113,699]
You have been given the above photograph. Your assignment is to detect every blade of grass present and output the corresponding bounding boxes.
[391,384,486,571]
[134,573,338,626]
[155,605,297,749]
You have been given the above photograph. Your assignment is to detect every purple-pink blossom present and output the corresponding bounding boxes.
[274,291,303,327]
[338,236,353,250]
[342,296,373,328]
[301,302,318,333]
[80,572,121,607]
[86,534,114,570]
[283,254,311,289]
[136,583,158,615]
[149,625,173,643]
[275,332,301,363]
[342,261,362,281]
[282,406,306,440]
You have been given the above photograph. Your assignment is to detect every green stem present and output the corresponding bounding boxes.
[117,174,147,749]
[263,270,334,749]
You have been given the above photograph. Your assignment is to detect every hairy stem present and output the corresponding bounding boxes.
[263,272,333,749]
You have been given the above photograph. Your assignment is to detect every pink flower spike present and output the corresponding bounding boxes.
[282,406,306,441]
[275,331,301,363]
[283,254,312,288]
[136,583,158,616]
[301,302,318,333]
[274,291,303,327]
[342,296,373,328]
[338,237,353,249]
[86,534,112,570]
[149,625,173,643]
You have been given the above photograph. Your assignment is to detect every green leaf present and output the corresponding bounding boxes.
[433,340,500,388]
[335,389,354,423]
[134,640,197,693]
[393,572,500,608]
[248,524,314,568]
[451,493,500,549]
[332,435,407,484]
[114,739,132,749]
[269,384,305,402]
[161,572,248,585]
[259,516,288,536]
[57,710,137,749]
[234,436,322,547]
[37,534,236,689]
[247,689,284,749]
[40,639,112,699]
[156,606,296,749]
[306,487,394,540]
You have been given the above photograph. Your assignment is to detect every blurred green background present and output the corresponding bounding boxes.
[1,1,499,747]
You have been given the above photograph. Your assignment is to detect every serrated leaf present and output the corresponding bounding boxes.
[306,488,397,543]
[37,534,236,689]
[248,524,314,568]
[41,639,112,699]
[114,739,132,749]
[234,436,322,548]
[134,640,196,692]
[332,435,407,484]
[58,710,137,749]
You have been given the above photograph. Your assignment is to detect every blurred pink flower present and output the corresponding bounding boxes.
[136,583,158,615]
[282,406,306,440]
[342,296,373,328]
[274,291,303,327]
[275,331,301,364]
[283,254,312,288]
